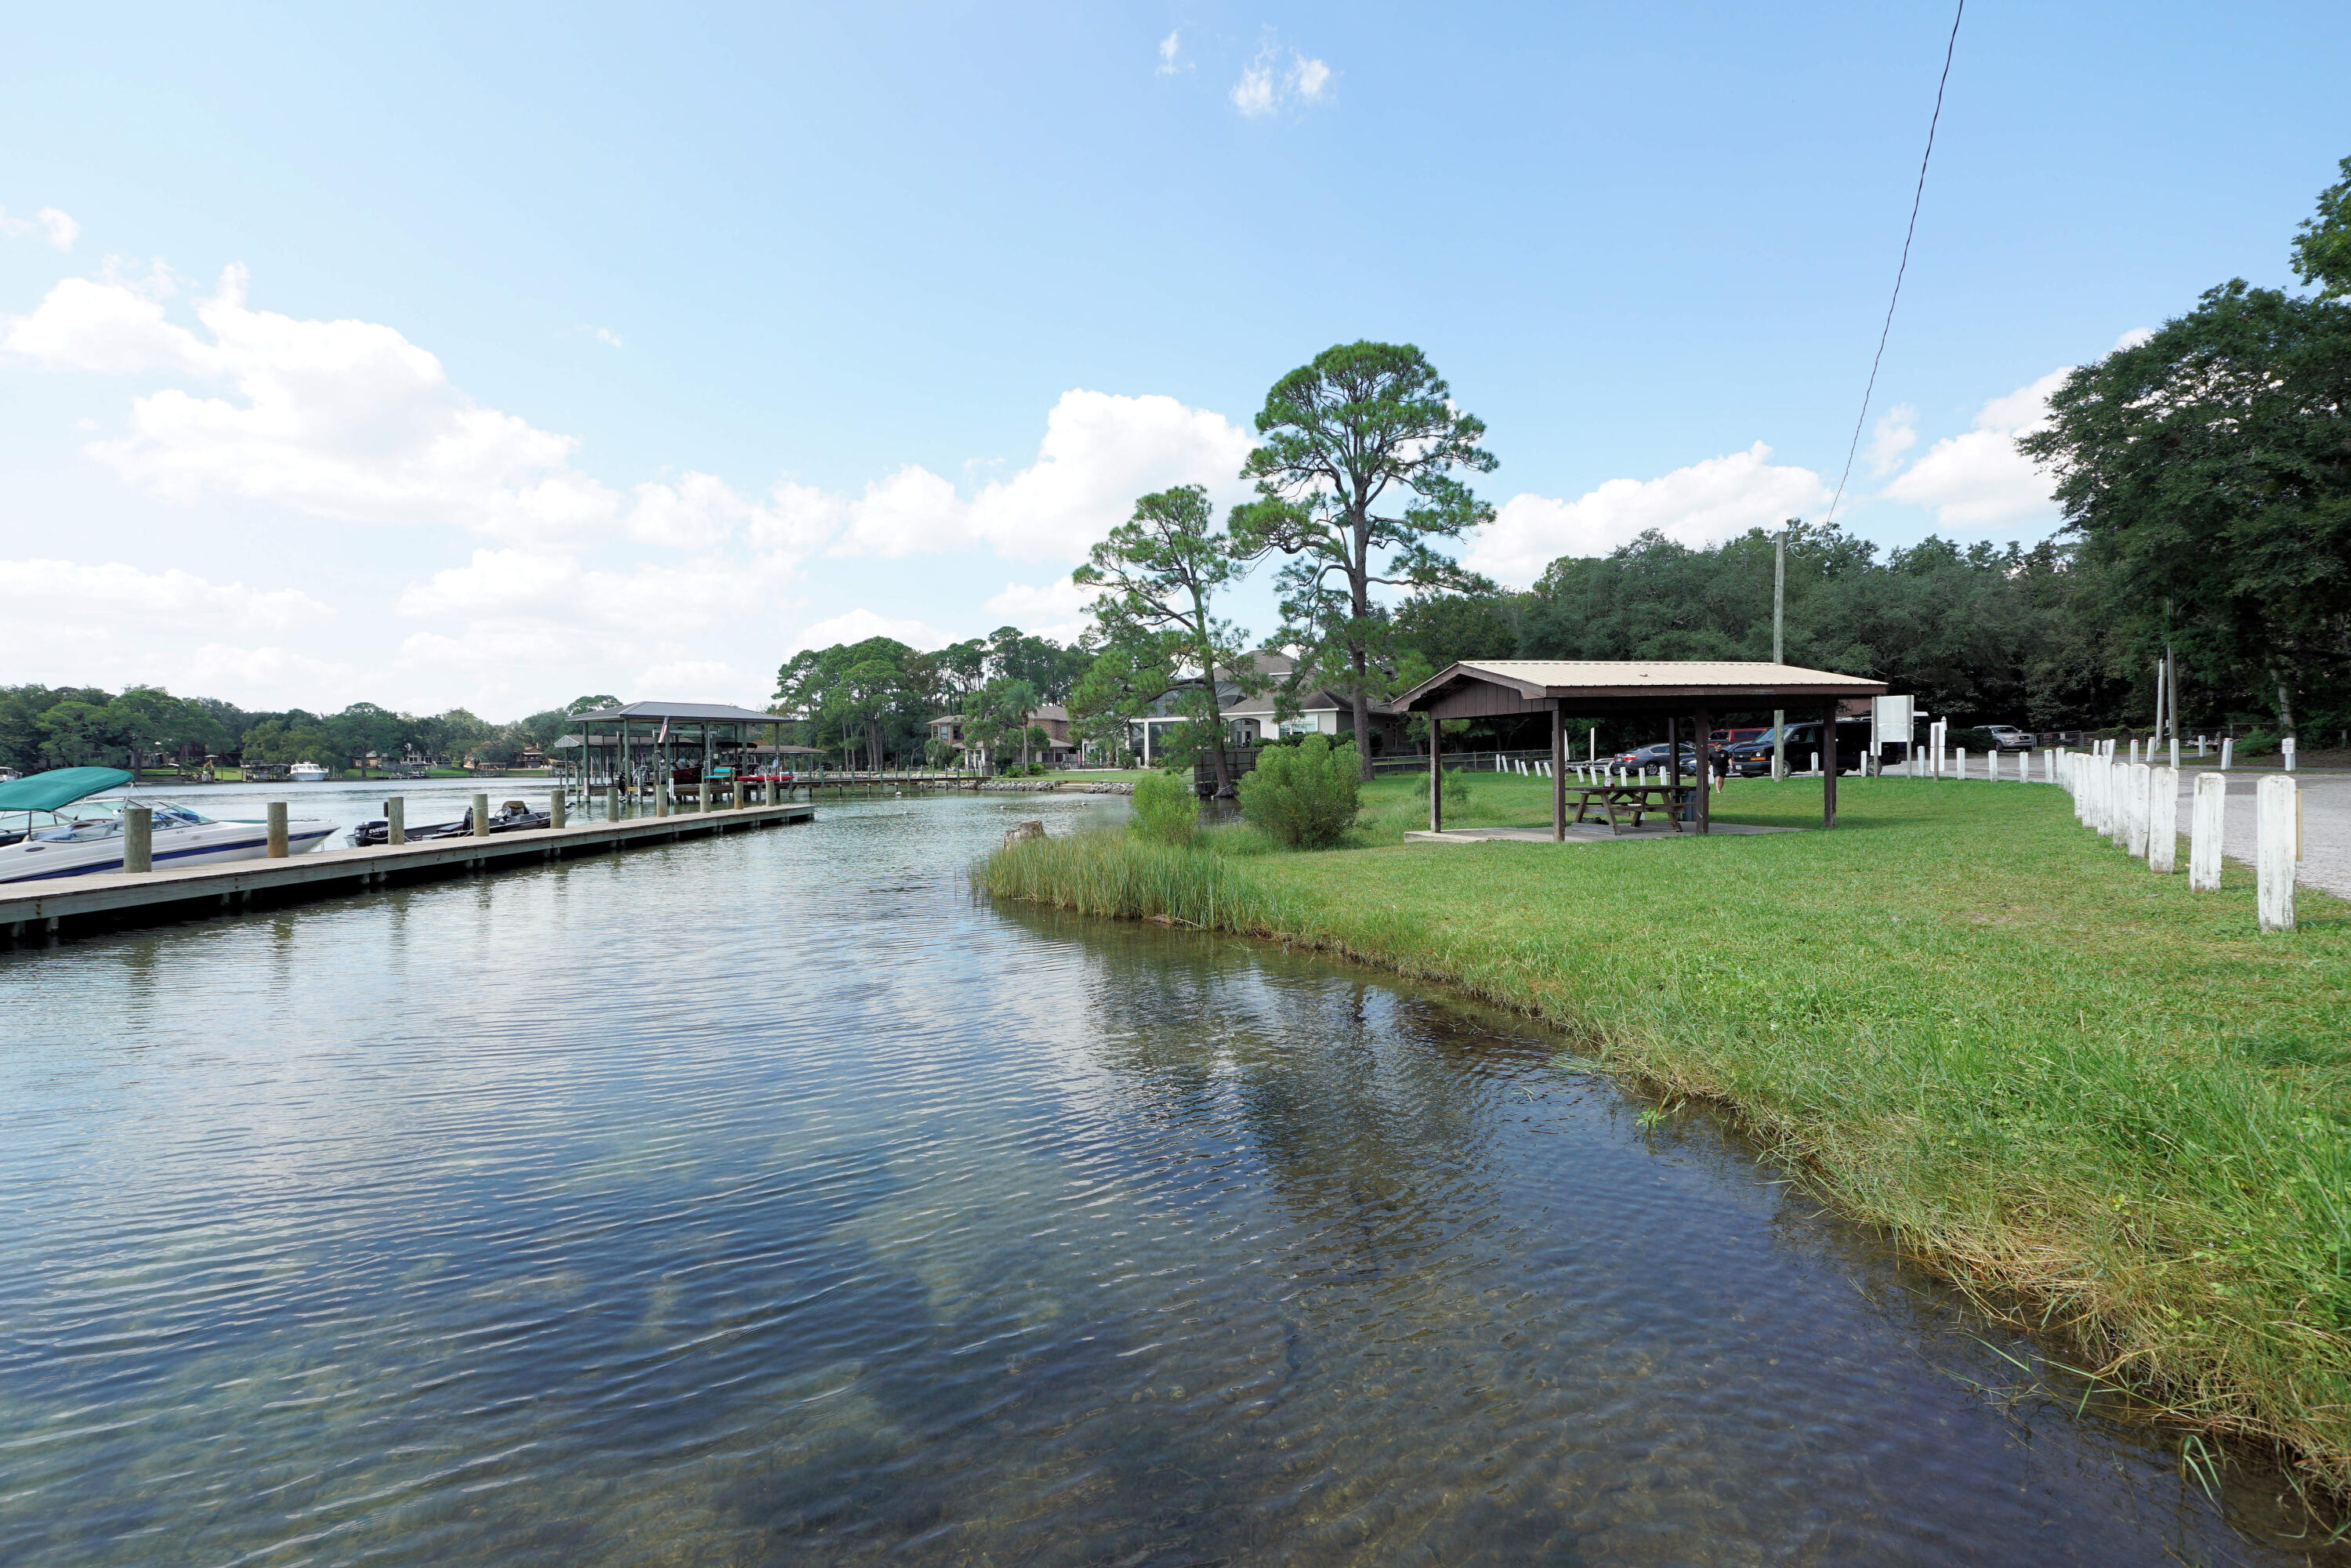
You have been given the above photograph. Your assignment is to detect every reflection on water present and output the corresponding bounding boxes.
[0,793,2328,1565]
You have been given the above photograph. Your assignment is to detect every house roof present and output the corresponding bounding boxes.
[1396,659,1888,711]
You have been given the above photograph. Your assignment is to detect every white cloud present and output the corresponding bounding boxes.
[397,546,802,628]
[1,206,78,250]
[1157,30,1184,74]
[633,658,766,707]
[594,326,623,348]
[2113,326,2155,352]
[826,389,1254,562]
[785,608,951,655]
[983,577,1092,644]
[1865,404,1916,476]
[0,559,331,631]
[0,263,801,550]
[1232,40,1332,115]
[179,643,362,709]
[1463,443,1829,585]
[1878,368,2068,527]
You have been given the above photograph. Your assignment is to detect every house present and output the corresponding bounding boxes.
[1127,651,1410,763]
[929,704,1083,768]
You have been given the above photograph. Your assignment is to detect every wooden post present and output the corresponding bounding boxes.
[2257,775,2296,932]
[657,772,670,817]
[606,784,620,821]
[1429,710,1442,833]
[699,775,712,813]
[123,806,152,873]
[1694,704,1711,835]
[1820,704,1837,828]
[472,792,491,838]
[1550,703,1566,842]
[2148,766,2178,873]
[388,797,407,844]
[267,802,289,857]
[549,791,565,830]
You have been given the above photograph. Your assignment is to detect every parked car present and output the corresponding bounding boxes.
[1711,726,1771,748]
[1609,741,1703,771]
[1727,719,1872,776]
[1982,725,2034,751]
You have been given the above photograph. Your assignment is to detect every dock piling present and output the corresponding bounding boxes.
[123,807,153,874]
[472,793,491,838]
[606,785,620,822]
[698,778,711,813]
[387,798,406,846]
[267,802,289,858]
[549,791,566,830]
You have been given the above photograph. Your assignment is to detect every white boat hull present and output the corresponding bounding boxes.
[0,820,335,882]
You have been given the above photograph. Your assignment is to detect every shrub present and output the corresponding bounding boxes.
[1425,768,1469,810]
[1130,770,1201,846]
[1237,734,1362,848]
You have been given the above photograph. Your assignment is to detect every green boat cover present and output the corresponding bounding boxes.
[0,766,136,813]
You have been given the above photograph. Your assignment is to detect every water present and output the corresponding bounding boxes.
[0,791,2331,1565]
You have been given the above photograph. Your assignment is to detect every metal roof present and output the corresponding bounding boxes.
[1397,659,1888,709]
[569,701,787,724]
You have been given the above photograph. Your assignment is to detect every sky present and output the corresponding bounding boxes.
[2,2,2346,720]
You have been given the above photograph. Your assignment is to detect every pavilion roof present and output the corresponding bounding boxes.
[570,701,787,724]
[1396,659,1887,710]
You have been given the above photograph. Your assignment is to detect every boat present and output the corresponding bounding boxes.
[346,799,550,847]
[289,761,330,783]
[0,767,335,882]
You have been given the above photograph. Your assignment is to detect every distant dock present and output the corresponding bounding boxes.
[1,798,813,943]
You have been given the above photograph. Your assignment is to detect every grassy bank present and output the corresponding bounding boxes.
[980,773,2351,1495]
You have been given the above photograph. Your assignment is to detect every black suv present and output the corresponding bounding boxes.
[1726,720,1873,776]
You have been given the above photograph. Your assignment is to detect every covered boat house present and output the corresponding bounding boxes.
[1396,660,1889,839]
[555,701,802,794]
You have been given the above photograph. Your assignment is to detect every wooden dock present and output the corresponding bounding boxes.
[1,798,814,942]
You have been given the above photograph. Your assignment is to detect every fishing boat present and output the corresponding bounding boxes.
[345,799,550,847]
[289,761,330,783]
[0,768,335,882]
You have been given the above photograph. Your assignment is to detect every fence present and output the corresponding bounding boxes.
[2057,741,2302,932]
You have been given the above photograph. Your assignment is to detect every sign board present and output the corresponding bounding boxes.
[1872,694,1915,757]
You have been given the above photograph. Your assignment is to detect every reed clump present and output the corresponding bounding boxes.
[978,773,2351,1501]
[978,826,1300,931]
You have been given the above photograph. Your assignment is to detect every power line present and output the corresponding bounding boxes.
[1821,0,1965,531]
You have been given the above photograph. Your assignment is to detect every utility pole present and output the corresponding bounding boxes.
[1771,526,1788,780]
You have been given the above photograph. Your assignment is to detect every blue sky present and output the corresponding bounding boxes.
[2,2,2346,717]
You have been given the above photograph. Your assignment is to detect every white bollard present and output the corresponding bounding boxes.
[2257,775,2297,932]
[2220,737,2233,771]
[2282,737,2297,773]
[2168,738,2179,770]
[2189,773,2226,891]
[2125,762,2151,857]
[1956,746,1968,780]
[1988,749,2000,782]
[2148,766,2178,873]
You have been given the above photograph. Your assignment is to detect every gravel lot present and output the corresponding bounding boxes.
[2169,770,2351,900]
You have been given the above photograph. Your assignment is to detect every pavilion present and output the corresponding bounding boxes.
[1395,660,1889,838]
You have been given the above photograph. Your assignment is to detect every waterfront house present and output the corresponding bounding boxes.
[929,704,1081,768]
[1128,652,1409,764]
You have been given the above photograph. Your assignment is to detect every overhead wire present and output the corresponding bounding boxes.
[1820,0,1966,531]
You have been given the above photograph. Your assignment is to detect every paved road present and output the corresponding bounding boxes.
[2170,770,2351,900]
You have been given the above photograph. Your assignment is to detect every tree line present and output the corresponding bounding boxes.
[0,686,625,777]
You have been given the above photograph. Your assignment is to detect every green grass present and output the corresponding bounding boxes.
[982,774,2351,1497]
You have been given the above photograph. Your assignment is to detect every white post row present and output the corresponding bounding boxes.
[2125,762,2150,859]
[2190,772,2226,892]
[2257,775,2298,932]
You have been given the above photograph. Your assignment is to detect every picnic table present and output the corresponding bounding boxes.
[1567,782,1697,835]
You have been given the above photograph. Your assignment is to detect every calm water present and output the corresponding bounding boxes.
[0,791,2329,1565]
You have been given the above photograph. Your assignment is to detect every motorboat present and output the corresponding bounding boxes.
[346,799,550,846]
[289,761,330,783]
[0,767,334,882]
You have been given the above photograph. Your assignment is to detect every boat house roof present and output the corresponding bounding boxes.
[571,701,786,724]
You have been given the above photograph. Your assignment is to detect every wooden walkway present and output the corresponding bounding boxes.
[1,799,813,943]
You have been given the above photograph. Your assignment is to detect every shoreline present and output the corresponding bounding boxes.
[977,775,2351,1508]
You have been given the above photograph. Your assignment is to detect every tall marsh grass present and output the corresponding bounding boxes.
[978,827,1300,931]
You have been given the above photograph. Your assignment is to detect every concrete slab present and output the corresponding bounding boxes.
[1404,821,1804,844]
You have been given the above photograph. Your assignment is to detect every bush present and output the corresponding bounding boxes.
[1425,768,1470,809]
[1237,734,1362,849]
[1130,770,1201,846]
